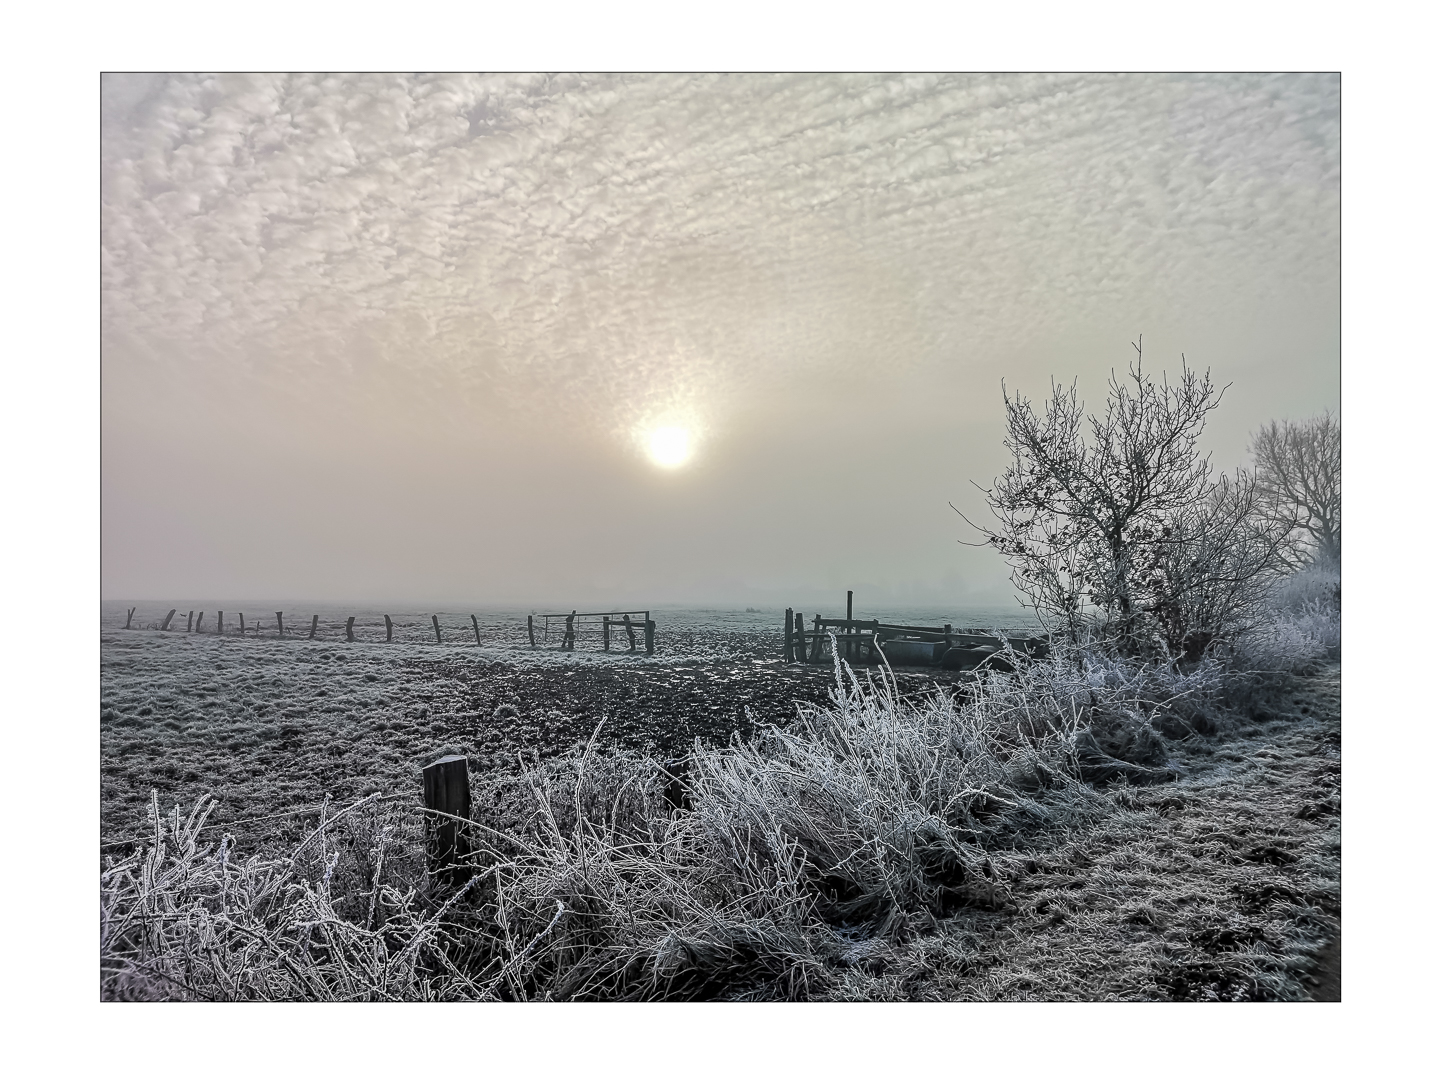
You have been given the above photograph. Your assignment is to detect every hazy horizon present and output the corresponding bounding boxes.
[102,73,1339,608]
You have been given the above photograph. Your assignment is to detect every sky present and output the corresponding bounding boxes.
[100,72,1340,611]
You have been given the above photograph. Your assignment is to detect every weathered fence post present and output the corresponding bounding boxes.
[810,615,822,663]
[186,610,194,633]
[432,614,442,644]
[239,613,247,635]
[784,608,794,662]
[345,616,355,642]
[603,617,611,652]
[794,612,804,663]
[528,614,536,648]
[662,757,691,812]
[846,591,854,660]
[422,755,472,887]
[308,614,318,639]
[218,611,225,635]
[944,623,952,650]
[645,618,655,656]
[124,607,135,629]
[276,612,285,637]
[624,614,637,652]
[471,614,481,646]
[196,611,206,633]
[160,609,177,631]
[385,615,393,642]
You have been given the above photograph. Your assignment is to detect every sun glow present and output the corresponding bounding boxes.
[646,426,694,469]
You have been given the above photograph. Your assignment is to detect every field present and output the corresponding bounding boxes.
[99,606,1340,1001]
[100,608,968,852]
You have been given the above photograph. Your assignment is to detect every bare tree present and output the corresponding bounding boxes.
[964,340,1289,657]
[1249,412,1340,568]
[1137,470,1291,659]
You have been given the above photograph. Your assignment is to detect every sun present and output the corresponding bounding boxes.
[646,426,694,469]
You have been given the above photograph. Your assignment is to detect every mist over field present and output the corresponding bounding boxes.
[101,73,1338,608]
[99,72,1342,1005]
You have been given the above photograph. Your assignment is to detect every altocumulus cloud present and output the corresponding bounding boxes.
[102,73,1339,446]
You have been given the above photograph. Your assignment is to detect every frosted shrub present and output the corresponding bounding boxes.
[1230,605,1340,673]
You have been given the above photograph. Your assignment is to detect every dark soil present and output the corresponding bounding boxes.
[1307,928,1341,1001]
[100,631,957,853]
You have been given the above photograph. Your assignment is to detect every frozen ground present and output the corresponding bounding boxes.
[824,668,1342,1000]
[101,606,1014,851]
[99,607,1339,1001]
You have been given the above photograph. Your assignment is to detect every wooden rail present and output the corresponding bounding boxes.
[534,610,655,655]
[783,598,1047,666]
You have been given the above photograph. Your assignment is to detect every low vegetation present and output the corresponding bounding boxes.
[102,593,1339,1001]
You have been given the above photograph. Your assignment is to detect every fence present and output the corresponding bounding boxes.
[782,591,1047,669]
[114,607,659,655]
[531,610,655,655]
[115,609,491,647]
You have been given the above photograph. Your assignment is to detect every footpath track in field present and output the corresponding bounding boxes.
[822,667,1342,1001]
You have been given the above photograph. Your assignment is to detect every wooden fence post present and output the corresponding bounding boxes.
[422,755,472,886]
[276,612,285,637]
[471,614,481,646]
[160,609,176,631]
[645,618,655,656]
[846,591,854,660]
[308,614,318,639]
[783,608,794,662]
[196,611,205,633]
[528,614,536,648]
[662,757,691,811]
[239,613,247,635]
[385,615,393,642]
[603,618,610,652]
[345,616,355,642]
[624,614,637,652]
[218,611,225,635]
[124,607,135,630]
[432,615,442,645]
[794,612,804,663]
[186,611,194,633]
[810,615,822,663]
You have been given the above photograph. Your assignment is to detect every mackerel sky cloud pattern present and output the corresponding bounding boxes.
[101,72,1340,442]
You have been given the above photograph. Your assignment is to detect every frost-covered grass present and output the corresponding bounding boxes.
[99,626,966,851]
[101,639,1340,1001]
[100,633,514,851]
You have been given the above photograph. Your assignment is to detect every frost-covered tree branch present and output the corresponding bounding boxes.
[971,340,1288,658]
